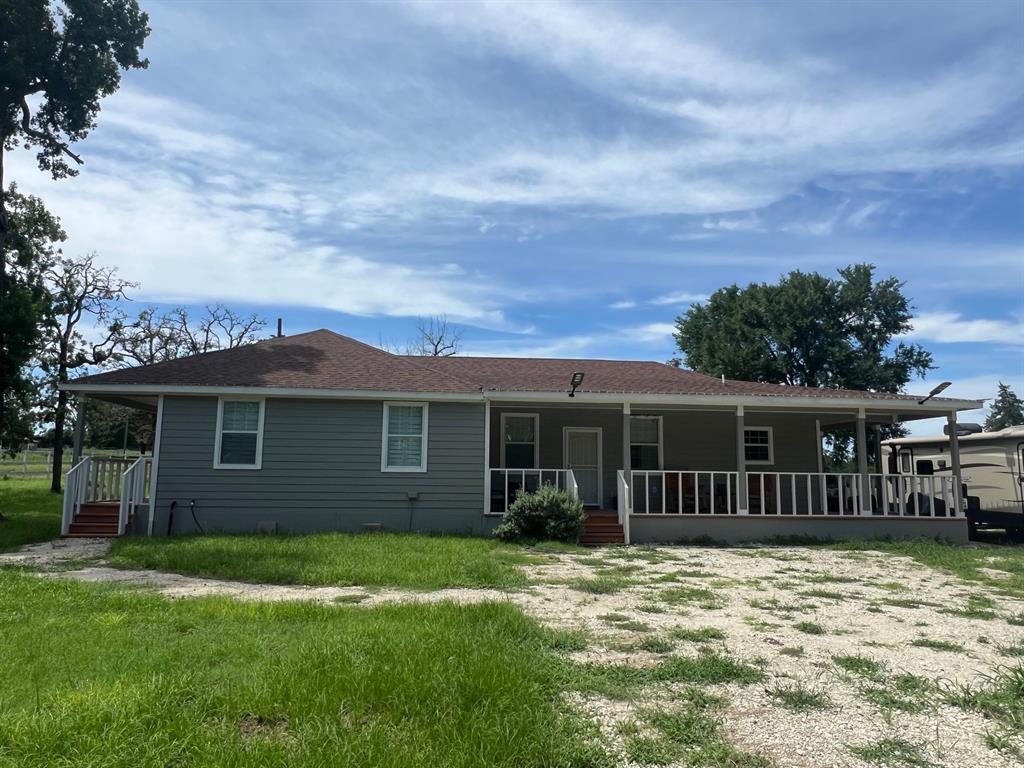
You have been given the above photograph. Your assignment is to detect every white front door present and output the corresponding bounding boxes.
[564,428,602,507]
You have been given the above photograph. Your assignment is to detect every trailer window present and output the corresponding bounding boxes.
[899,451,912,474]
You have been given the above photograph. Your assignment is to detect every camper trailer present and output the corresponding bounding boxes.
[882,425,1024,536]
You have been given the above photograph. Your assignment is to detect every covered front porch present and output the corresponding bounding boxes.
[484,400,968,544]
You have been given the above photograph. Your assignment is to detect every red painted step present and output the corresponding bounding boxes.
[580,510,625,547]
[66,501,122,538]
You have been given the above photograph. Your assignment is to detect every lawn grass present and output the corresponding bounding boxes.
[109,531,540,590]
[826,539,1024,598]
[0,477,62,552]
[0,570,605,767]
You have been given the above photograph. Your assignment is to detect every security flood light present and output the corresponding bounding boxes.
[568,371,585,397]
[917,381,951,405]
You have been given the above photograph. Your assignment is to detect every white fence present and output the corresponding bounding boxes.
[488,469,578,514]
[619,470,959,518]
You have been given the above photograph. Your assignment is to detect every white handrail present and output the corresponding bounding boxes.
[118,457,152,535]
[616,470,632,544]
[488,468,578,514]
[62,457,91,535]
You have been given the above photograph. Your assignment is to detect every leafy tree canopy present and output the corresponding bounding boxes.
[674,264,933,393]
[985,382,1024,432]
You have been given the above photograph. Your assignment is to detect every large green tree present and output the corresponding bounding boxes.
[674,264,934,463]
[0,0,149,460]
[0,184,64,451]
[985,382,1024,432]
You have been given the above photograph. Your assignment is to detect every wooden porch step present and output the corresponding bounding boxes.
[67,521,120,536]
[580,510,625,547]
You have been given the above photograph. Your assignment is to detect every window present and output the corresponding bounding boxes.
[382,402,428,472]
[501,413,538,469]
[214,398,264,469]
[899,451,913,474]
[630,415,662,470]
[743,427,773,464]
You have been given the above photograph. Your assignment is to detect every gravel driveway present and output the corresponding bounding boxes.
[4,537,1023,767]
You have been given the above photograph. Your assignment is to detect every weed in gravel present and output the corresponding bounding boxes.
[910,637,964,653]
[940,595,999,620]
[998,641,1024,658]
[943,663,1024,736]
[749,597,806,617]
[799,588,852,601]
[1007,613,1024,627]
[861,674,934,714]
[779,646,804,657]
[767,681,832,711]
[848,738,936,767]
[629,688,771,767]
[565,651,764,699]
[983,730,1024,762]
[332,594,369,604]
[636,636,675,654]
[600,613,652,632]
[743,617,778,632]
[569,575,633,594]
[668,627,726,643]
[659,585,724,609]
[803,573,860,584]
[636,603,666,614]
[793,621,825,635]
[833,654,886,681]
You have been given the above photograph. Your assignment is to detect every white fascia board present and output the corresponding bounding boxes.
[481,390,984,413]
[60,382,484,402]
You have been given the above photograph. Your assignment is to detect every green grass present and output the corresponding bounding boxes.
[793,620,825,635]
[109,532,539,590]
[767,681,832,711]
[910,637,964,653]
[0,571,605,767]
[566,650,764,700]
[658,584,724,609]
[826,539,1024,598]
[0,477,62,552]
[832,654,886,681]
[848,738,935,768]
[667,626,726,643]
[568,574,634,594]
[626,688,770,767]
[943,663,1024,736]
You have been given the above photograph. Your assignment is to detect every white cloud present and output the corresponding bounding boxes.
[649,291,708,306]
[610,300,637,310]
[908,312,1024,345]
[622,322,677,344]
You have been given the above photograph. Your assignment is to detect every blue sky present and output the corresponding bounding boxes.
[10,0,1024,431]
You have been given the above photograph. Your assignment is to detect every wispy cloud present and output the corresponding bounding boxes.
[649,291,708,307]
[908,312,1024,345]
[609,300,637,310]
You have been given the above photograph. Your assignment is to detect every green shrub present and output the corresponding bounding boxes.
[494,485,585,543]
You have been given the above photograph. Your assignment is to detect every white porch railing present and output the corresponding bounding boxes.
[489,468,578,514]
[619,470,959,517]
[60,456,138,535]
[616,469,632,544]
[118,457,152,535]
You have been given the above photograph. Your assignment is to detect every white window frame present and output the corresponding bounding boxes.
[213,396,265,470]
[743,426,774,465]
[381,401,429,473]
[629,414,663,470]
[499,412,540,468]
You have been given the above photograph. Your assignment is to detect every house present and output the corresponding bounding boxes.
[60,329,982,544]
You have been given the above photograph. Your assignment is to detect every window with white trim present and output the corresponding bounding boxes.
[214,398,264,469]
[382,402,428,472]
[743,427,773,464]
[501,413,538,469]
[630,415,662,470]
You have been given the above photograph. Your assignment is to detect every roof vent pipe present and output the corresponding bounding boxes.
[721,374,725,384]
[276,318,283,337]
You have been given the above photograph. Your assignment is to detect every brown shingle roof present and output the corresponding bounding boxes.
[69,328,952,403]
[405,355,931,401]
[71,330,480,393]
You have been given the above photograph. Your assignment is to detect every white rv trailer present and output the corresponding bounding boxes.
[882,425,1024,534]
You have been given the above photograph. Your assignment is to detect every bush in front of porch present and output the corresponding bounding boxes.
[494,485,585,543]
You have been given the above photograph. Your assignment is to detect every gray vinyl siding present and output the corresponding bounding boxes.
[150,396,486,535]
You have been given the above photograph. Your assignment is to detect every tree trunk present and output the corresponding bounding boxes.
[50,386,67,494]
[0,148,8,520]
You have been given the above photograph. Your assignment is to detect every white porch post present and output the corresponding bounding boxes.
[483,399,491,516]
[71,396,87,466]
[736,406,748,514]
[622,402,631,474]
[147,395,165,536]
[856,408,872,515]
[947,411,963,516]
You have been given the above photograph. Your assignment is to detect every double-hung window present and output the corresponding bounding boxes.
[382,402,428,472]
[743,427,773,465]
[501,413,539,468]
[630,416,662,470]
[214,398,264,469]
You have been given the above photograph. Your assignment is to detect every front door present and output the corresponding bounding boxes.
[564,428,602,507]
